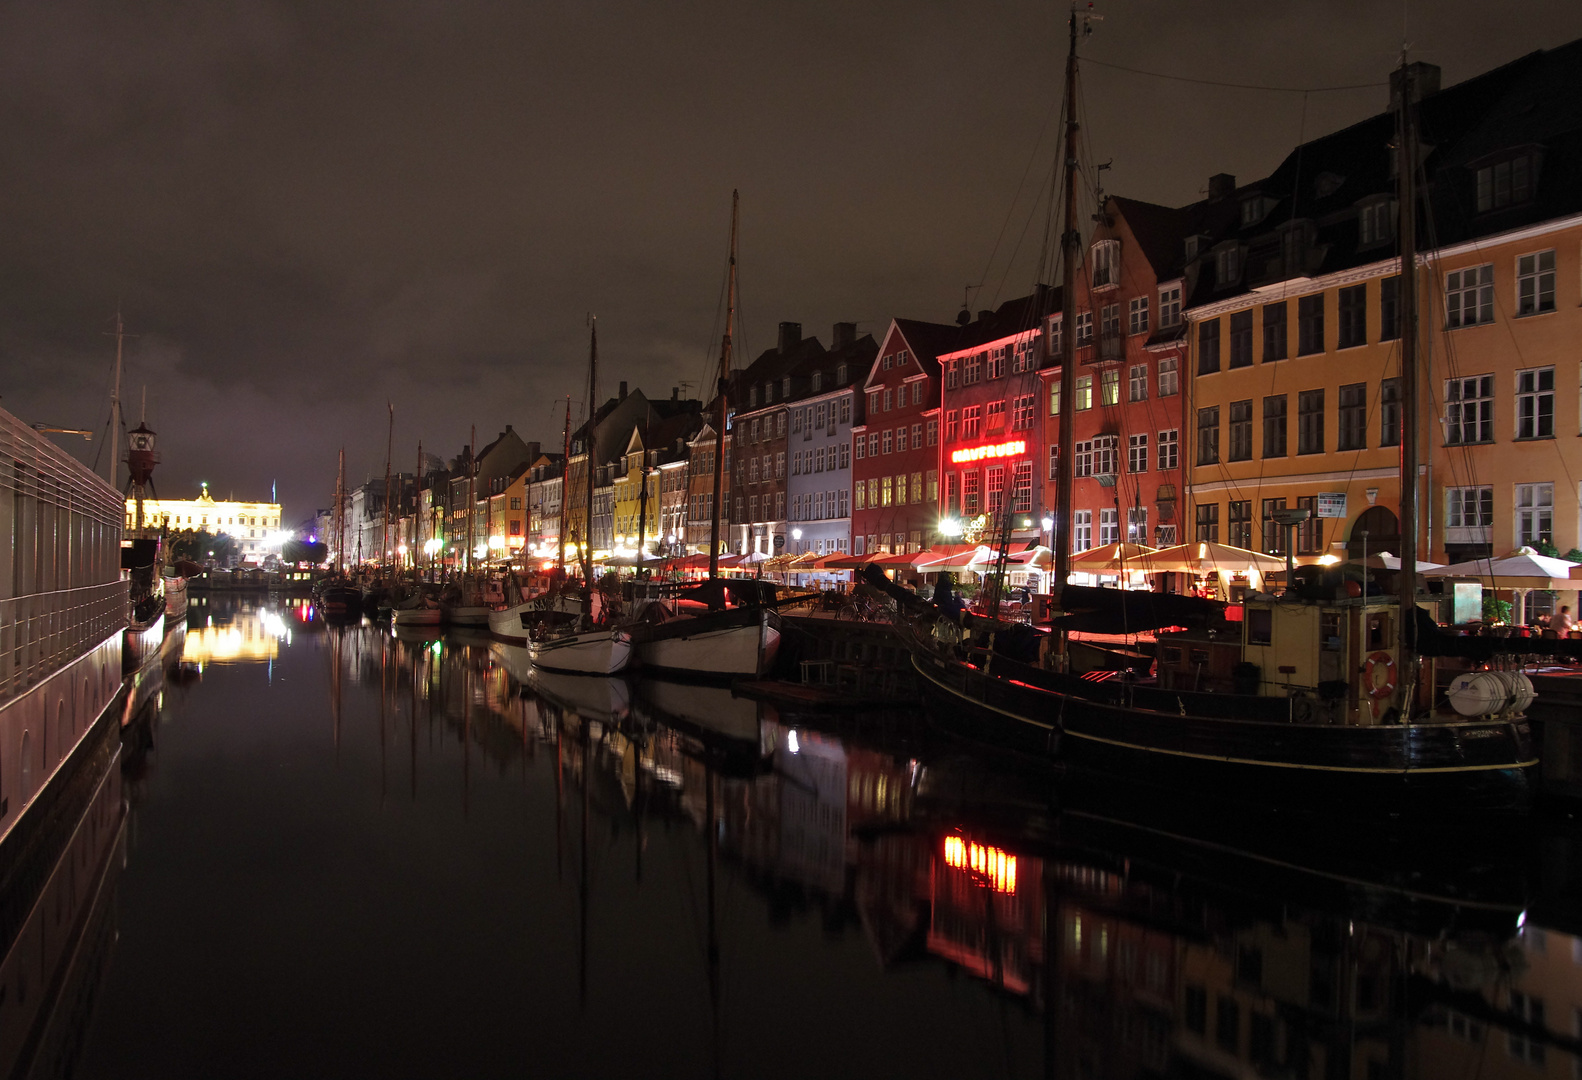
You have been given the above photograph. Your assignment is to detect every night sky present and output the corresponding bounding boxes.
[3,1,1577,523]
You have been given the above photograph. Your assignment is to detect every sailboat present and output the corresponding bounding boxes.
[526,319,634,676]
[628,192,782,680]
[905,35,1535,816]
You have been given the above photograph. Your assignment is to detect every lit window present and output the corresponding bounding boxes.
[1517,251,1555,316]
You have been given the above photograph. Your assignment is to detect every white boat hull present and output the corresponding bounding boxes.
[393,606,443,627]
[528,629,632,675]
[636,610,779,678]
[487,602,534,643]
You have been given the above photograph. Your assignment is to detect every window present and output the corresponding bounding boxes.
[945,471,958,512]
[1380,276,1400,341]
[1476,154,1535,213]
[840,397,851,423]
[748,494,759,519]
[1380,378,1401,447]
[1358,199,1396,246]
[883,388,893,412]
[962,405,982,439]
[881,476,893,507]
[1076,311,1093,347]
[775,452,785,478]
[912,381,923,405]
[1073,510,1092,551]
[945,361,960,389]
[1198,318,1221,374]
[987,347,1006,380]
[839,443,850,469]
[854,435,866,460]
[1074,440,1094,478]
[1506,991,1546,1066]
[911,422,923,448]
[1093,435,1118,475]
[1197,407,1220,465]
[791,451,802,475]
[1262,395,1287,458]
[911,472,924,504]
[926,418,937,445]
[1262,498,1287,554]
[1047,316,1062,356]
[1195,503,1218,542]
[1338,382,1367,450]
[986,465,1006,515]
[927,470,938,504]
[1099,507,1120,545]
[855,481,866,510]
[882,353,893,371]
[1012,395,1035,430]
[1159,285,1182,328]
[1446,486,1493,534]
[1100,303,1121,340]
[868,391,880,414]
[1516,483,1553,546]
[1092,239,1119,287]
[1128,364,1148,401]
[749,457,759,483]
[1297,295,1324,355]
[1126,506,1147,543]
[776,413,786,437]
[1297,390,1325,454]
[1446,375,1494,444]
[1447,265,1495,328]
[1011,462,1032,513]
[1047,381,1061,417]
[1516,367,1554,438]
[1011,339,1037,373]
[1296,496,1322,553]
[986,400,1006,432]
[964,353,983,384]
[1338,284,1367,348]
[1263,301,1288,361]
[1228,400,1253,461]
[1517,250,1556,316]
[791,409,802,434]
[1128,433,1148,473]
[1214,245,1241,288]
[1100,368,1120,407]
[774,492,784,519]
[945,410,959,442]
[962,470,980,515]
[1228,310,1252,368]
[1158,357,1179,397]
[1158,429,1179,471]
[1128,296,1149,335]
[1228,500,1252,549]
[881,430,893,455]
[1075,375,1093,411]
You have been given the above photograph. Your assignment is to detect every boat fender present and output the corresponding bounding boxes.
[1364,651,1396,699]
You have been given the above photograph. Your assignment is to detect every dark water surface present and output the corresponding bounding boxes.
[27,598,1582,1077]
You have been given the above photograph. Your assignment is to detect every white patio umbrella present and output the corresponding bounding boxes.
[1423,547,1580,623]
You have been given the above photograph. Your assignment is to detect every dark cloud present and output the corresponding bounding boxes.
[2,0,1577,516]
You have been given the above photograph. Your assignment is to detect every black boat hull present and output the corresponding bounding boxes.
[912,649,1536,817]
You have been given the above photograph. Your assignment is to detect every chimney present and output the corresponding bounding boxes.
[619,380,628,400]
[832,321,856,349]
[978,309,993,324]
[1390,61,1440,112]
[672,386,679,400]
[1208,173,1236,200]
[778,321,802,354]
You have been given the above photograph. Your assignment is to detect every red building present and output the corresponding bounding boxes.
[850,319,958,555]
[937,290,1060,549]
[1041,196,1191,560]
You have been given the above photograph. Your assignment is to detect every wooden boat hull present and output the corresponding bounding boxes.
[445,605,491,628]
[528,629,632,676]
[635,609,780,680]
[392,606,443,627]
[911,649,1536,815]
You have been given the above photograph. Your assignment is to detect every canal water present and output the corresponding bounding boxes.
[14,597,1582,1077]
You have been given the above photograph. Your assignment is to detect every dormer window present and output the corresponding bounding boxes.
[749,386,759,408]
[1214,245,1242,289]
[781,376,791,397]
[1357,199,1396,247]
[1313,172,1346,199]
[1091,240,1120,288]
[811,371,822,392]
[1184,235,1206,261]
[1239,196,1272,227]
[836,363,848,383]
[1475,150,1540,213]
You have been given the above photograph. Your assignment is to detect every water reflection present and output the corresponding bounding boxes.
[57,600,1582,1077]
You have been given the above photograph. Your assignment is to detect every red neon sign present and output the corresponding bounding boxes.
[951,439,1026,464]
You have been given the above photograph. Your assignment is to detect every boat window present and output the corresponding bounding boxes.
[1247,609,1273,646]
[1367,613,1390,650]
[1320,612,1341,650]
[1161,647,1181,665]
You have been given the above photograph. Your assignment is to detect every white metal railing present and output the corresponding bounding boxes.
[0,580,127,702]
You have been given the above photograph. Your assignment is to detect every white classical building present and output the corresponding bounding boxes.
[131,482,284,562]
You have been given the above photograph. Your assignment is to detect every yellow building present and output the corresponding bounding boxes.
[486,465,528,565]
[131,483,283,563]
[611,429,660,555]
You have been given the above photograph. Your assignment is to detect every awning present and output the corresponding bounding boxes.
[1423,547,1580,590]
[1067,542,1157,573]
[1132,541,1287,575]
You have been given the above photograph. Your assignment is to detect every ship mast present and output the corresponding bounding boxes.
[335,448,346,574]
[708,191,739,588]
[108,310,126,491]
[558,395,571,578]
[582,321,598,613]
[1395,56,1421,715]
[382,403,394,573]
[1051,5,1091,664]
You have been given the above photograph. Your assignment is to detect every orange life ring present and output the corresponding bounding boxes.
[1364,651,1396,699]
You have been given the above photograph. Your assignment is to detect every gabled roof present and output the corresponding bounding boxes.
[1108,196,1188,280]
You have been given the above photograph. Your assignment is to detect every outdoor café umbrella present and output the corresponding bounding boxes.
[1066,542,1156,573]
[1423,546,1579,623]
[1136,540,1287,576]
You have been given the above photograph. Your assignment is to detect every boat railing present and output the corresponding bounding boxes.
[0,579,128,704]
